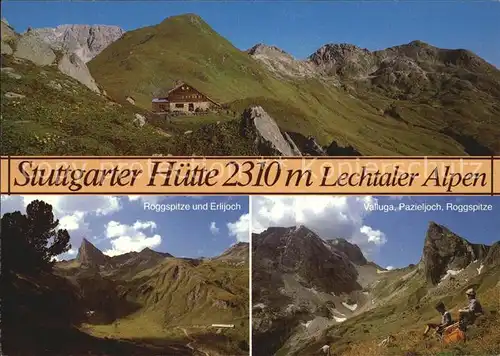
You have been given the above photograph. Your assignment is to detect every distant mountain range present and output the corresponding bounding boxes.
[252,222,500,356]
[2,14,500,156]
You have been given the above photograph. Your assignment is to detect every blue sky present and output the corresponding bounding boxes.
[2,1,499,66]
[252,196,500,269]
[364,196,500,268]
[0,195,249,259]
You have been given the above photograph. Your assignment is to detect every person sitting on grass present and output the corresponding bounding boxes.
[459,288,483,328]
[423,301,453,336]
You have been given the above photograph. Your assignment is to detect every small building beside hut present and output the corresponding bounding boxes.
[152,82,220,114]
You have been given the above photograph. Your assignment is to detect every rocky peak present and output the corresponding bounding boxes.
[76,238,108,266]
[253,226,360,294]
[247,43,290,57]
[309,43,375,77]
[327,238,367,265]
[30,24,124,63]
[217,242,249,261]
[241,106,302,156]
[422,221,490,285]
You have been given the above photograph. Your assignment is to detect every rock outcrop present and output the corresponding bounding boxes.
[310,43,376,78]
[247,44,317,78]
[422,221,490,284]
[13,33,56,66]
[242,106,302,156]
[216,242,249,262]
[484,242,500,266]
[57,53,100,92]
[1,18,17,41]
[76,238,108,266]
[326,238,367,265]
[253,226,360,294]
[30,24,124,63]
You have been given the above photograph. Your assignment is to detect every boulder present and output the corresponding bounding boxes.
[133,113,146,127]
[57,53,100,93]
[14,33,56,66]
[5,92,26,99]
[241,106,301,156]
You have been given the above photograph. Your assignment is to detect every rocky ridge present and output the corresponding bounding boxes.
[422,221,490,285]
[30,24,124,63]
[1,20,109,93]
[253,221,499,355]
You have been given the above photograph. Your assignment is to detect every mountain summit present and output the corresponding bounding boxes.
[422,221,490,284]
[76,238,107,266]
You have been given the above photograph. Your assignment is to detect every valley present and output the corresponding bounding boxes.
[2,13,499,156]
[1,199,250,356]
[252,222,500,356]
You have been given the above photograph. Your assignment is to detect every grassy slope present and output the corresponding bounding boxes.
[88,13,500,155]
[1,55,170,155]
[295,265,500,356]
[77,257,249,355]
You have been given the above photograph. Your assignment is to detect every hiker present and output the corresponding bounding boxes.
[459,288,483,327]
[423,301,453,336]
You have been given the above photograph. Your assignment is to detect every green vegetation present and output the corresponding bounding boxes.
[3,13,500,155]
[1,200,71,274]
[88,13,500,155]
[1,55,168,155]
[296,265,500,356]
[2,199,249,355]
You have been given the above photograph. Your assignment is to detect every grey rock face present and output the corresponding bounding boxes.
[31,24,124,63]
[310,43,376,78]
[1,19,17,41]
[253,226,361,294]
[76,238,108,266]
[242,106,302,156]
[247,44,317,78]
[14,33,56,66]
[1,41,13,55]
[422,221,490,284]
[57,53,100,92]
[326,238,368,265]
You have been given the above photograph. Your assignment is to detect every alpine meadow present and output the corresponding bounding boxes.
[2,11,499,156]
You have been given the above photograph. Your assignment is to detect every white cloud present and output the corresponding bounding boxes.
[210,221,220,235]
[1,195,120,229]
[386,266,395,270]
[251,196,387,255]
[359,225,387,245]
[67,249,77,256]
[59,211,85,231]
[127,195,166,205]
[227,213,250,243]
[103,220,161,256]
[1,196,122,251]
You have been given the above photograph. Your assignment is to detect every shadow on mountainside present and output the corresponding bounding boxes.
[3,325,194,356]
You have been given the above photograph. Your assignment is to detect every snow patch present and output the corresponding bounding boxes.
[440,269,463,282]
[363,291,369,295]
[342,302,358,311]
[301,320,312,329]
[253,303,266,310]
[477,264,484,275]
[334,316,347,323]
[306,287,319,295]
